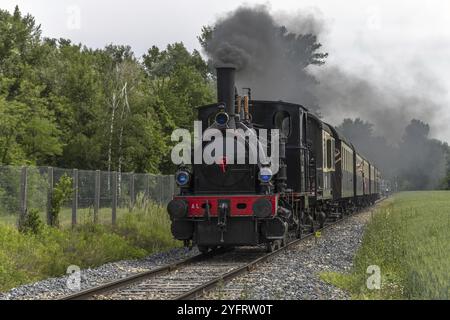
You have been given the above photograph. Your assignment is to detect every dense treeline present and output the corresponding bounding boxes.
[0,6,449,189]
[0,6,214,174]
[338,118,450,190]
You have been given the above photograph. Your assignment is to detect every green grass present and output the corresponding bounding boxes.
[0,201,181,292]
[321,191,450,299]
[0,206,144,228]
[0,213,17,226]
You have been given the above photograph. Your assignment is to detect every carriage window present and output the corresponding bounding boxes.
[346,152,349,171]
[348,151,351,171]
[274,111,291,137]
[326,139,332,169]
[343,150,346,171]
[346,151,349,171]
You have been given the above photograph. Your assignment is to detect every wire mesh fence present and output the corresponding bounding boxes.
[0,165,177,228]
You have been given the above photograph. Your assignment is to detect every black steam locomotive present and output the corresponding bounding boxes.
[167,65,381,252]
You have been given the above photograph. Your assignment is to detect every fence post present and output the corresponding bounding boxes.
[147,174,156,203]
[129,173,135,210]
[170,175,175,198]
[94,170,100,223]
[160,175,164,205]
[72,169,78,227]
[46,167,53,225]
[112,171,117,226]
[144,173,149,201]
[19,166,28,226]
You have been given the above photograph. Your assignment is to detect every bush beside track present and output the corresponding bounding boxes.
[321,191,450,299]
[0,202,180,292]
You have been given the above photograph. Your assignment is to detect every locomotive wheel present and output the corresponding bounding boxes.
[209,246,220,253]
[266,241,277,253]
[320,221,325,228]
[311,221,318,233]
[281,236,287,247]
[198,246,210,254]
[319,210,327,228]
[296,225,303,239]
[306,214,315,233]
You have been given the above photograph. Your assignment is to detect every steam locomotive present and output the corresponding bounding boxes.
[167,65,381,253]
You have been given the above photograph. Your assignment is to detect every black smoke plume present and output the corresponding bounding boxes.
[201,5,450,189]
[201,5,327,109]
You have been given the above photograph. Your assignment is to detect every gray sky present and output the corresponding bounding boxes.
[2,0,450,142]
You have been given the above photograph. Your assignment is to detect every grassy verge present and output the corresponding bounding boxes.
[0,202,181,292]
[321,191,450,299]
[0,206,144,227]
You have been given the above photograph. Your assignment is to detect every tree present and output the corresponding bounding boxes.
[142,42,215,173]
[399,120,447,190]
[0,7,64,165]
[338,117,450,191]
[0,7,219,174]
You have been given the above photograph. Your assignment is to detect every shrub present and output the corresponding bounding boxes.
[49,174,73,227]
[115,199,180,252]
[18,208,43,234]
[0,201,181,292]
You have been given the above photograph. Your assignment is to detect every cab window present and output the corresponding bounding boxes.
[274,111,291,137]
[326,139,332,169]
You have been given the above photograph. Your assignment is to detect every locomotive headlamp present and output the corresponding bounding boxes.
[215,112,229,126]
[259,167,273,183]
[175,170,190,186]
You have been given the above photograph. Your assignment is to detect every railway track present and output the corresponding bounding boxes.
[61,200,384,300]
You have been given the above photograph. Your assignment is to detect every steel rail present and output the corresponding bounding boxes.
[175,214,336,299]
[60,198,385,300]
[60,248,228,300]
[174,197,386,300]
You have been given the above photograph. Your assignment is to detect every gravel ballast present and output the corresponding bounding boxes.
[1,207,376,300]
[204,209,375,300]
[0,247,199,300]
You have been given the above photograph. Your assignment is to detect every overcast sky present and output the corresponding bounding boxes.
[2,0,449,142]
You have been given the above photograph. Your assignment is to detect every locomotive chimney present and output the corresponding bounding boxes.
[216,64,236,118]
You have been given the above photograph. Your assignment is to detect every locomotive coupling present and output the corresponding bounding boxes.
[318,211,327,226]
[217,200,230,243]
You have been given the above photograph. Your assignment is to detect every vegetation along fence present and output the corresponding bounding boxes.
[0,166,176,228]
